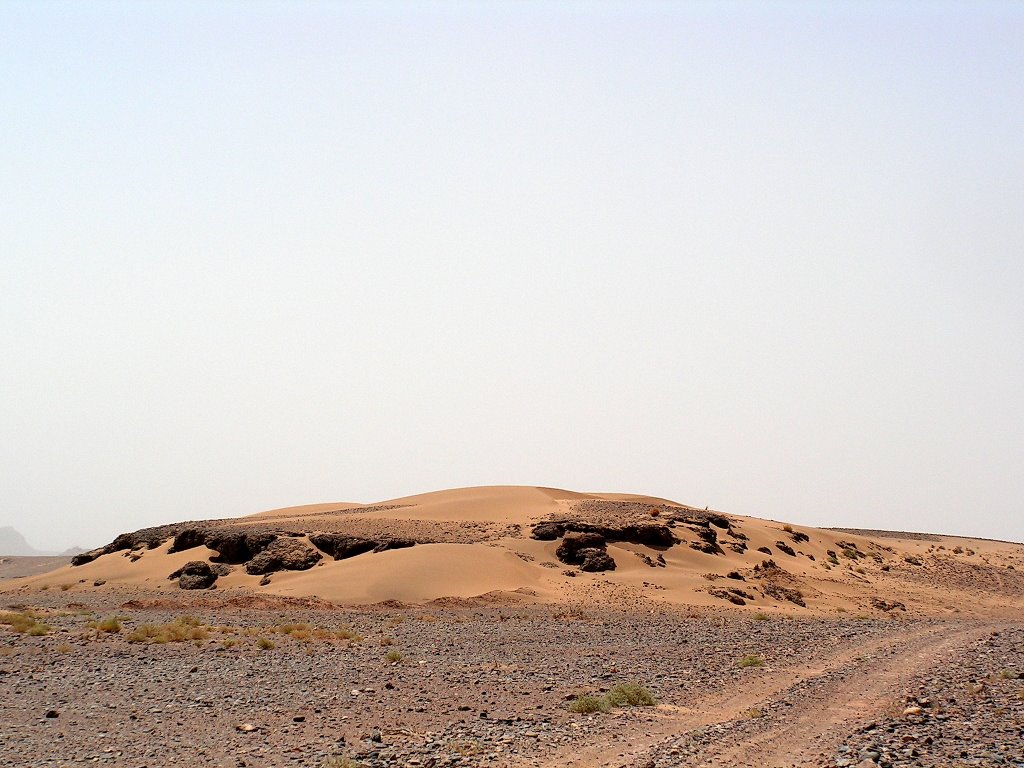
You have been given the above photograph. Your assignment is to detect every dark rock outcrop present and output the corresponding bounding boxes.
[72,524,182,566]
[168,561,218,590]
[71,549,104,566]
[555,532,606,562]
[578,548,616,572]
[244,538,322,575]
[532,521,675,548]
[308,534,416,561]
[555,532,616,572]
[206,531,277,564]
[761,582,806,607]
[775,541,797,557]
[688,525,721,555]
[871,597,907,612]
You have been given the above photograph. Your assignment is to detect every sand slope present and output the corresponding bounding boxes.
[6,486,1023,617]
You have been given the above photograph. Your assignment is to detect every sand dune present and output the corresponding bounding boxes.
[5,485,1023,617]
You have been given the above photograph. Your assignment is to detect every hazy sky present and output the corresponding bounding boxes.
[2,1,1022,551]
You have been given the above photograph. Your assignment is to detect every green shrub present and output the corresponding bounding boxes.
[738,653,764,668]
[568,694,610,714]
[605,682,656,707]
[385,650,403,663]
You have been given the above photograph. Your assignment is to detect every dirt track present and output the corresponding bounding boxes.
[531,623,996,768]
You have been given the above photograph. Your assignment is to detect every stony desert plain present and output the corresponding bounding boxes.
[1,486,1022,768]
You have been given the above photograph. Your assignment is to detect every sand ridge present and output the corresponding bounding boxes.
[4,485,1023,617]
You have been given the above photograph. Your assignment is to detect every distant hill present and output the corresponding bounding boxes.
[0,526,42,556]
[0,527,82,557]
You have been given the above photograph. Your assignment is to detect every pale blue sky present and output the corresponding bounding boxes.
[2,1,1022,550]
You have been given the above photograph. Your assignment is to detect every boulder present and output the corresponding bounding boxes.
[169,561,218,590]
[577,548,616,572]
[555,532,607,564]
[244,538,321,575]
[530,522,566,541]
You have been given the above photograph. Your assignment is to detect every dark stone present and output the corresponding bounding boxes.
[169,561,218,590]
[530,521,676,548]
[309,534,377,560]
[169,528,207,554]
[309,534,417,560]
[555,532,606,565]
[757,546,772,555]
[206,531,277,564]
[578,548,616,572]
[71,550,103,566]
[244,538,321,575]
[761,582,805,607]
[775,541,797,557]
[871,597,907,612]
[530,522,566,541]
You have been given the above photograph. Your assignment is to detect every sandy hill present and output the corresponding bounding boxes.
[5,486,1023,617]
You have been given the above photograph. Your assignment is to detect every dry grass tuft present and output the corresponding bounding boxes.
[0,610,50,635]
[127,617,209,644]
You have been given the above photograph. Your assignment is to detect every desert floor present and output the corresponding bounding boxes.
[1,590,1021,768]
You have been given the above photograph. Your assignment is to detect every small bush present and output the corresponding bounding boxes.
[842,548,858,559]
[0,611,49,635]
[752,612,770,621]
[738,654,764,668]
[95,616,122,633]
[605,682,656,707]
[568,694,610,714]
[782,524,793,533]
[385,650,403,663]
[257,637,275,650]
[60,583,74,591]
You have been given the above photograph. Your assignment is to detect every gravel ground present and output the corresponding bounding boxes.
[833,626,1024,767]
[0,594,911,768]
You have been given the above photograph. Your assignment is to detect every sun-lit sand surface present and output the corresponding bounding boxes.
[6,486,1022,618]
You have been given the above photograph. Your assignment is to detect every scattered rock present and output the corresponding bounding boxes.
[168,561,218,590]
